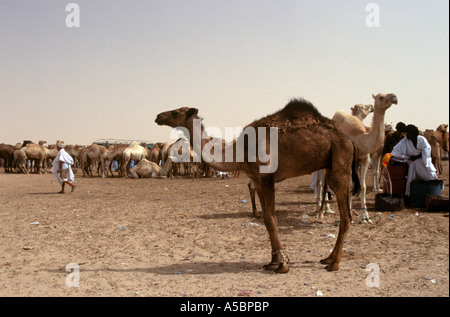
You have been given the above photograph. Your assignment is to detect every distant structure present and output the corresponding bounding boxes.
[94,138,154,149]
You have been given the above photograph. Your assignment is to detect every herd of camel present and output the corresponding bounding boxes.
[0,137,198,179]
[1,93,448,273]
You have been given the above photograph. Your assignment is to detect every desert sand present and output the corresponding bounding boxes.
[0,161,448,298]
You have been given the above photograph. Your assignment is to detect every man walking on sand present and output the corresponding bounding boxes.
[51,143,76,194]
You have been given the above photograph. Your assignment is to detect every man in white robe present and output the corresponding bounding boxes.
[391,124,439,196]
[51,143,76,193]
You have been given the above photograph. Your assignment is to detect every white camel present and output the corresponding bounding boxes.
[314,103,374,215]
[129,157,174,178]
[122,142,149,178]
[318,93,398,223]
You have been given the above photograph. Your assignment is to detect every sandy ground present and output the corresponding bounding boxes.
[0,161,448,298]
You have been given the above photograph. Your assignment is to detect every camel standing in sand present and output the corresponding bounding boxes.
[122,142,149,178]
[350,105,391,192]
[330,93,398,223]
[17,143,48,174]
[65,144,82,168]
[166,138,196,177]
[0,143,16,172]
[105,144,127,177]
[148,143,162,164]
[43,147,58,172]
[80,143,108,178]
[424,124,449,177]
[312,104,374,215]
[156,98,361,273]
[370,123,393,192]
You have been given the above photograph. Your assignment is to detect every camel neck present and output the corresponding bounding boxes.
[186,118,241,172]
[441,130,449,152]
[369,107,386,145]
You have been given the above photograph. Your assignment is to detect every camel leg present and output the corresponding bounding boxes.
[248,180,258,217]
[101,160,107,178]
[359,158,371,223]
[122,159,129,178]
[372,153,382,192]
[256,177,290,274]
[320,174,352,271]
[107,161,114,177]
[117,160,123,177]
[315,170,324,218]
[39,158,46,174]
[84,163,90,177]
[20,160,29,174]
[316,170,334,218]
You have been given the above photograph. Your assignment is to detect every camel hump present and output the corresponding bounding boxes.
[332,110,367,136]
[248,98,330,132]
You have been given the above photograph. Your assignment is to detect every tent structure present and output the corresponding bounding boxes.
[93,138,154,149]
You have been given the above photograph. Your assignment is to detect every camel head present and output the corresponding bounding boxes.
[155,107,199,128]
[437,124,448,133]
[437,124,449,152]
[385,122,394,133]
[350,104,374,120]
[371,93,398,111]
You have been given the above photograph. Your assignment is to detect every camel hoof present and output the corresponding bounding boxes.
[275,264,290,274]
[264,262,280,271]
[360,218,373,224]
[320,257,332,265]
[326,262,340,271]
[265,250,290,272]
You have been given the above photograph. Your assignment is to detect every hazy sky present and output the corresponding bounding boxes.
[1,0,448,145]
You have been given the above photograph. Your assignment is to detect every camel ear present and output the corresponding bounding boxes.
[187,108,198,118]
[372,93,376,99]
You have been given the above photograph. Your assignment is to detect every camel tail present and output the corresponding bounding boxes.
[351,146,361,196]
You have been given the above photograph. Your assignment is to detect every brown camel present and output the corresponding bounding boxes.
[156,98,361,273]
[0,143,16,173]
[149,143,162,164]
[105,144,127,177]
[18,143,48,174]
[65,144,82,168]
[424,124,449,177]
[79,143,108,178]
[437,124,449,153]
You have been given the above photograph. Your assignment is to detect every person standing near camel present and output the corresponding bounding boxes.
[51,143,76,193]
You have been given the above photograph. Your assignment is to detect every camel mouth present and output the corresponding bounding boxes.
[390,96,398,105]
[155,115,165,126]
